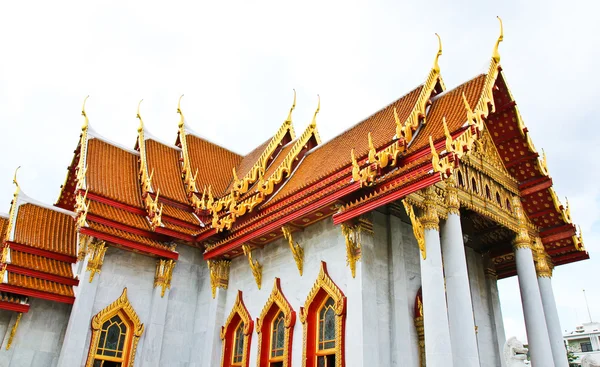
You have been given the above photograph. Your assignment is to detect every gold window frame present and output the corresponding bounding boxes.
[221,290,253,367]
[256,278,296,367]
[299,261,347,367]
[85,288,144,367]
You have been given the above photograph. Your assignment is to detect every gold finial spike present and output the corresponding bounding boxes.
[136,99,144,131]
[81,95,90,131]
[433,33,443,73]
[232,167,239,182]
[310,94,320,128]
[285,89,296,124]
[12,166,21,192]
[492,16,504,63]
[462,92,472,113]
[177,95,185,128]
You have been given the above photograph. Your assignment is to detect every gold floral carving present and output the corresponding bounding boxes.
[208,259,230,299]
[221,291,253,367]
[512,197,532,250]
[86,240,107,283]
[154,259,176,297]
[242,244,262,290]
[340,222,362,278]
[420,187,440,231]
[75,188,90,230]
[256,278,296,367]
[300,262,346,367]
[533,237,553,278]
[573,226,585,252]
[402,200,426,260]
[444,176,460,215]
[281,226,304,276]
[85,288,144,367]
[78,234,91,262]
[5,312,22,350]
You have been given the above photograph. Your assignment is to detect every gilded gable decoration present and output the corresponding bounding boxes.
[154,259,176,297]
[86,240,107,283]
[85,288,144,367]
[176,95,204,211]
[221,291,253,367]
[256,278,296,367]
[208,259,231,298]
[281,226,304,276]
[242,244,262,290]
[300,262,346,367]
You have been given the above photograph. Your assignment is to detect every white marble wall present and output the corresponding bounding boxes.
[0,299,71,367]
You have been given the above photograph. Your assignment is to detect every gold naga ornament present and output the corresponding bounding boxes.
[402,200,426,260]
[154,259,176,297]
[242,244,262,289]
[208,259,231,299]
[136,100,163,230]
[86,240,108,283]
[281,225,304,276]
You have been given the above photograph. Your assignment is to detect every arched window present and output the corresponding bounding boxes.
[457,170,464,187]
[300,262,346,367]
[85,288,144,367]
[471,177,478,194]
[485,185,491,200]
[506,198,511,211]
[496,192,502,206]
[221,291,253,367]
[257,278,295,367]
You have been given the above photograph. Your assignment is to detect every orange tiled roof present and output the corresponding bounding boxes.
[13,204,76,256]
[410,74,487,152]
[10,251,74,278]
[8,273,74,297]
[88,200,150,231]
[235,138,271,181]
[0,216,8,240]
[161,204,200,226]
[87,221,172,251]
[272,85,424,202]
[186,134,242,197]
[86,138,144,208]
[162,221,201,236]
[145,139,189,204]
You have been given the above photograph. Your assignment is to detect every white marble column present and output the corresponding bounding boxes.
[139,282,170,366]
[440,179,480,367]
[534,239,569,367]
[419,187,454,367]
[483,260,507,367]
[56,253,100,367]
[200,286,227,367]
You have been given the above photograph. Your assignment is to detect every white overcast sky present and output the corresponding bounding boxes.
[1,0,599,342]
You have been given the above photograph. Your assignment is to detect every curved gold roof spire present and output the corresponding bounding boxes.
[136,99,145,132]
[433,33,442,73]
[310,94,320,128]
[177,94,185,128]
[285,89,296,124]
[492,16,504,63]
[81,95,90,131]
[12,166,21,194]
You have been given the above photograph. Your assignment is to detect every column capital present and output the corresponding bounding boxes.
[512,196,532,250]
[444,176,461,216]
[421,186,440,231]
[533,237,553,278]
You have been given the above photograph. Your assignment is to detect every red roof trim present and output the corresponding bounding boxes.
[0,301,29,313]
[80,228,179,260]
[0,284,75,304]
[155,227,195,242]
[7,242,77,264]
[83,191,147,216]
[7,264,79,286]
[86,213,159,240]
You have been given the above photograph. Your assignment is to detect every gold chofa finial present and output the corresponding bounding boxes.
[492,16,504,63]
[136,99,144,132]
[310,95,320,128]
[81,95,90,131]
[285,89,296,124]
[13,166,21,192]
[177,95,185,128]
[433,33,442,73]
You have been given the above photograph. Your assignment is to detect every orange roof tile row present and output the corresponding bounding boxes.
[0,291,28,305]
[145,139,190,204]
[186,134,242,197]
[86,138,144,208]
[161,221,201,236]
[13,204,76,256]
[10,251,73,278]
[87,221,172,251]
[88,200,150,231]
[161,203,200,226]
[0,216,8,240]
[7,273,74,297]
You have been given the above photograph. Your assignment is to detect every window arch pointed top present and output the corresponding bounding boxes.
[85,287,144,367]
[300,261,347,367]
[221,290,254,367]
[256,278,296,367]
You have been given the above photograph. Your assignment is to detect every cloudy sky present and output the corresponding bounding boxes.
[1,0,599,342]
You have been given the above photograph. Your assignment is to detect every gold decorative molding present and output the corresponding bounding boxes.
[208,259,230,299]
[402,200,426,259]
[573,226,585,252]
[77,234,91,262]
[74,96,90,193]
[85,288,144,367]
[256,278,296,367]
[512,197,532,250]
[75,188,90,230]
[281,226,303,276]
[154,259,176,297]
[444,176,460,215]
[221,291,253,367]
[86,240,107,283]
[414,288,425,367]
[5,312,22,350]
[242,244,262,290]
[420,187,440,231]
[533,237,553,278]
[300,262,346,367]
[340,222,362,278]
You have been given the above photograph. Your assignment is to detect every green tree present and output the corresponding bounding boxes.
[567,349,577,367]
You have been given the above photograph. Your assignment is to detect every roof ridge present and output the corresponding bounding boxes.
[0,212,8,218]
[88,125,140,156]
[184,126,244,157]
[15,191,77,218]
[144,129,182,151]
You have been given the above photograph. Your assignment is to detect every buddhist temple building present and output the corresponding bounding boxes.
[0,19,587,367]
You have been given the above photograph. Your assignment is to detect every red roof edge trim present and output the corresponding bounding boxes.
[7,264,79,287]
[80,228,179,260]
[0,301,29,313]
[0,284,75,305]
[7,242,77,264]
[153,194,195,212]
[82,191,146,216]
[154,227,195,242]
[161,215,201,231]
[196,228,217,242]
[204,181,361,259]
[86,214,160,240]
